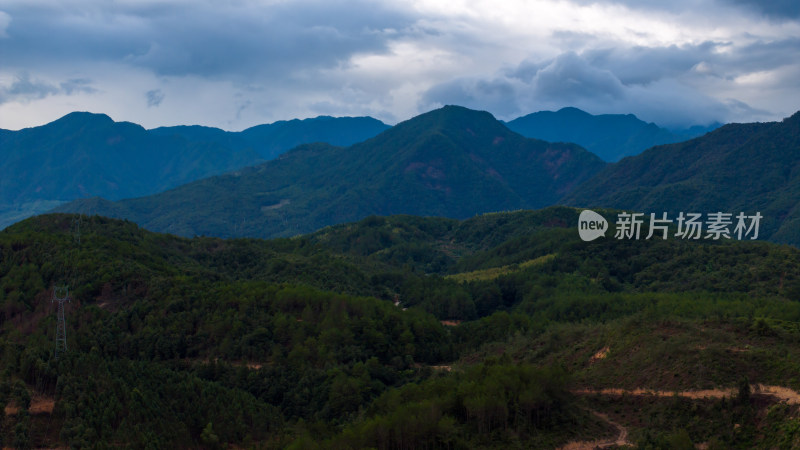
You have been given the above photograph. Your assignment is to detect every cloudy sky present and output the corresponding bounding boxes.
[0,0,798,130]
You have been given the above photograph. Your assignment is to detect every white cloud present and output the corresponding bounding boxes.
[0,0,797,130]
[0,10,10,38]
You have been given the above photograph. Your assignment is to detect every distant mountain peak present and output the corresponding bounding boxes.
[440,104,494,116]
[52,111,115,126]
[785,110,800,124]
[399,105,499,129]
[555,106,592,116]
[505,107,712,162]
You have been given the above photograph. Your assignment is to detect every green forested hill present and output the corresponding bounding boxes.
[563,112,800,245]
[2,209,800,447]
[56,106,606,238]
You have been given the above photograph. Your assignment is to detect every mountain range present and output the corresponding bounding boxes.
[504,106,719,162]
[7,105,799,246]
[53,107,800,245]
[563,111,800,245]
[149,114,390,160]
[56,106,606,238]
[2,106,717,232]
[0,113,390,229]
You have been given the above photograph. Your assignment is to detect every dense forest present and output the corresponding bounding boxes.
[563,111,800,245]
[2,208,800,448]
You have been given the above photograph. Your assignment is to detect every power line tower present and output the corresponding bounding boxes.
[71,214,84,245]
[52,285,70,359]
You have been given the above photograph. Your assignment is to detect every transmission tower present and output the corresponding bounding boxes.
[71,214,84,245]
[52,285,70,359]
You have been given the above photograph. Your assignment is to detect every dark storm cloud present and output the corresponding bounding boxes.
[0,1,417,79]
[0,73,58,102]
[423,52,628,118]
[720,37,800,74]
[582,42,719,85]
[60,78,97,96]
[589,38,800,81]
[0,73,96,104]
[507,59,547,82]
[570,0,800,20]
[146,89,165,108]
[722,0,800,20]
[532,52,625,102]
[422,78,521,117]
[421,47,773,127]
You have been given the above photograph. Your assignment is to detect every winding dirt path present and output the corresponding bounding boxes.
[753,384,800,404]
[558,408,631,449]
[3,394,55,416]
[572,384,800,405]
[559,383,800,449]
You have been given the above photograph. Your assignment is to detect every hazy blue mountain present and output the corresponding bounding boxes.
[0,112,260,229]
[56,105,606,238]
[147,125,252,153]
[1,113,390,229]
[150,115,391,160]
[562,112,800,245]
[672,122,723,138]
[505,107,718,162]
[240,115,391,159]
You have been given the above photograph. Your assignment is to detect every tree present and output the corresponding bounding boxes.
[13,412,31,450]
[737,376,751,406]
[200,422,220,449]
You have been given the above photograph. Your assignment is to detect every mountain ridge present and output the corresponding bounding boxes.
[56,105,607,238]
[150,114,391,160]
[505,106,718,162]
[562,111,800,245]
[0,111,393,230]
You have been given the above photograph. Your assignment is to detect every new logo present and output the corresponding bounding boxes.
[578,210,608,241]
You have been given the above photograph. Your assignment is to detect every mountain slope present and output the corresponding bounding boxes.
[562,112,800,245]
[57,106,606,238]
[3,210,800,447]
[505,107,717,162]
[1,113,390,230]
[0,112,260,226]
[239,115,391,159]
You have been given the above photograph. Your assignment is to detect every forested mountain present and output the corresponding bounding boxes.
[563,111,800,245]
[150,115,390,160]
[2,208,800,447]
[6,108,800,447]
[0,113,389,231]
[55,106,606,238]
[0,112,257,229]
[504,107,718,162]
